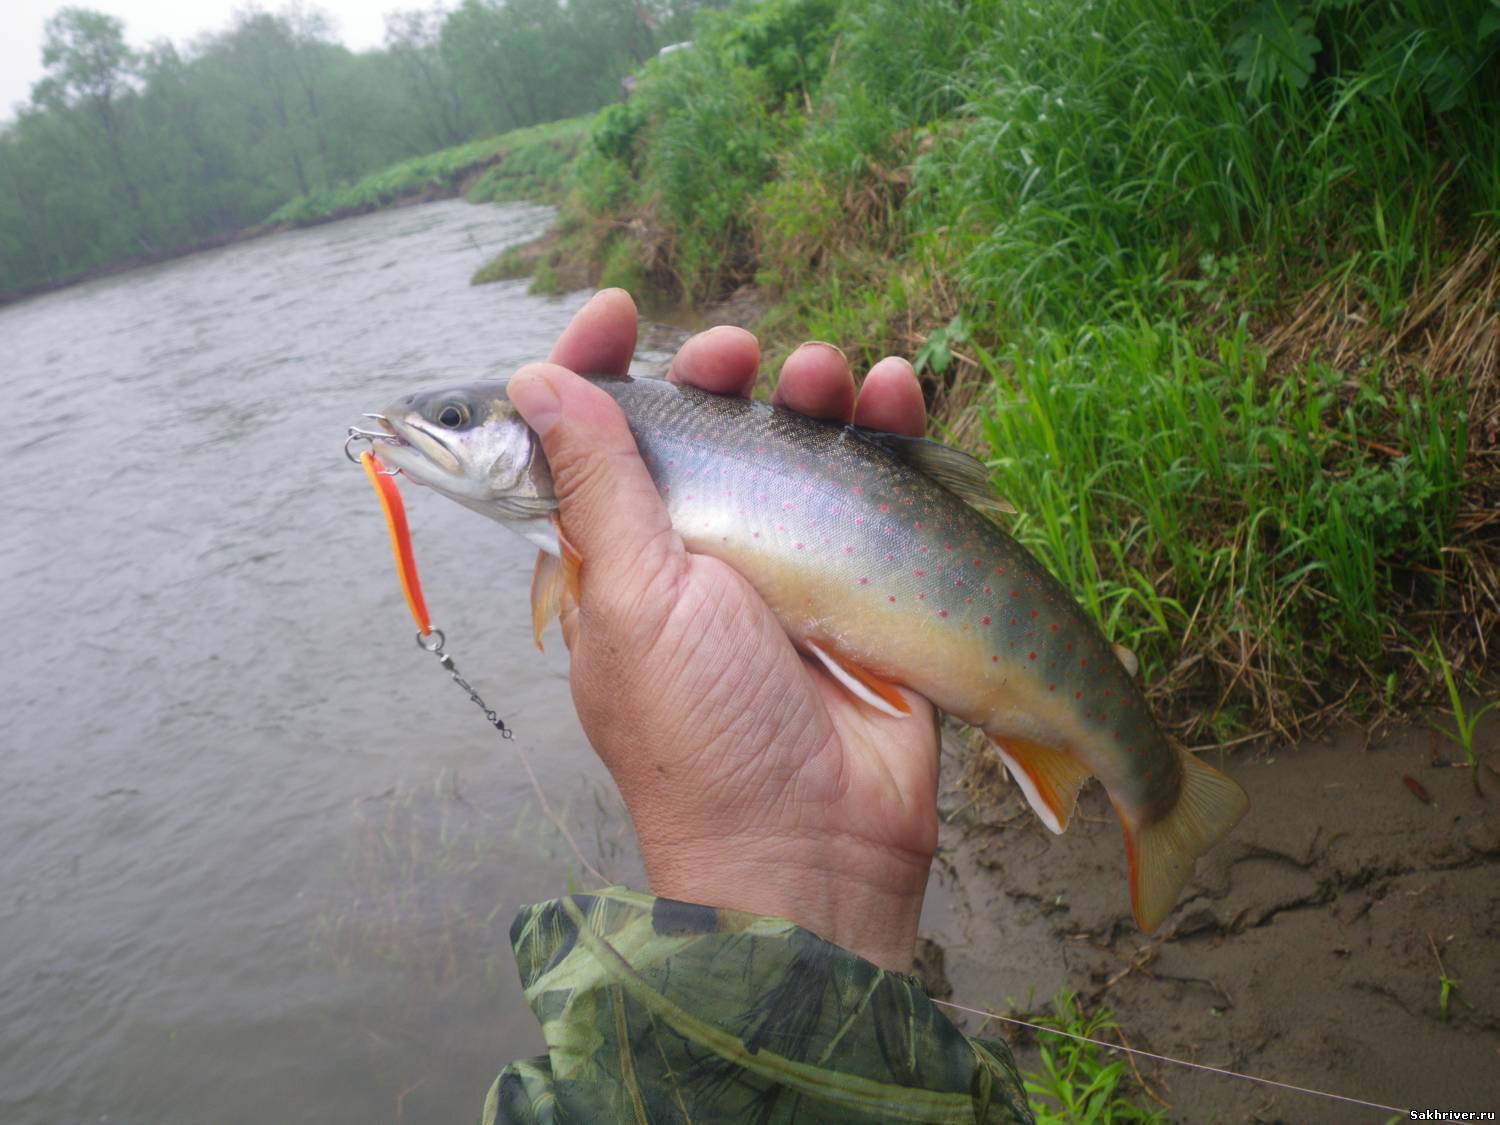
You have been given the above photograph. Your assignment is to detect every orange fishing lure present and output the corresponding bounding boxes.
[358,450,432,637]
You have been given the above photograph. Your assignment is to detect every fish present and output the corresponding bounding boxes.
[367,374,1248,932]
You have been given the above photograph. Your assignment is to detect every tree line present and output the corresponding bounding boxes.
[0,1,713,301]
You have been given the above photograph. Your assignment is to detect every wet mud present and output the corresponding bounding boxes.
[921,720,1500,1121]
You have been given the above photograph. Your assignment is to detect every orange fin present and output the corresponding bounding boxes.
[987,734,1092,834]
[529,550,566,652]
[805,640,912,717]
[550,511,582,602]
[1117,746,1248,932]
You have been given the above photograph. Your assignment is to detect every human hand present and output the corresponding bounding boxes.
[506,290,938,971]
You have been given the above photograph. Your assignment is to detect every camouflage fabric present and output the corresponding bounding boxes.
[484,888,1034,1124]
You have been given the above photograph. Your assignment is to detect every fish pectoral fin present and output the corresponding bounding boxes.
[1117,746,1248,933]
[529,550,565,652]
[805,640,912,718]
[986,734,1092,834]
[1111,643,1140,678]
[550,511,583,602]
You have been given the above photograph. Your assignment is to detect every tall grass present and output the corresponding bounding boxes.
[508,0,1496,732]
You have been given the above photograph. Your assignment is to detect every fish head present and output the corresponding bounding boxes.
[371,381,555,522]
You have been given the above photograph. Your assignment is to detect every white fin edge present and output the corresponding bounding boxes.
[804,640,907,718]
[990,743,1065,834]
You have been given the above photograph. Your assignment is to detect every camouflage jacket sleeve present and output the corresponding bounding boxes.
[483,887,1034,1124]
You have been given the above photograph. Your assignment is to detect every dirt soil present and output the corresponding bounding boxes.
[921,720,1500,1122]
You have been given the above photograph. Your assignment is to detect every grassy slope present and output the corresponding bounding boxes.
[481,0,1499,747]
[265,117,590,229]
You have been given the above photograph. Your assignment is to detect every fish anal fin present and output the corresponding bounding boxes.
[986,735,1092,834]
[529,550,566,652]
[805,640,912,718]
[550,511,582,602]
[1116,746,1249,932]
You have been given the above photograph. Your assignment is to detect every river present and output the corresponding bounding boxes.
[0,200,653,1123]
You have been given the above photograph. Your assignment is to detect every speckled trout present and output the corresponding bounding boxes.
[368,375,1247,931]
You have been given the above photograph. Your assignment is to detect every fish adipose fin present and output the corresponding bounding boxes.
[1111,643,1139,678]
[848,429,1016,516]
[805,640,912,718]
[1118,747,1249,933]
[987,735,1092,834]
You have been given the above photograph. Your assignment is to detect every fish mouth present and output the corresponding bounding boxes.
[367,414,463,481]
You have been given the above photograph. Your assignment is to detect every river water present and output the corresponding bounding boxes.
[0,200,654,1123]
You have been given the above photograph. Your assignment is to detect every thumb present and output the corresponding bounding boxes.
[506,364,682,608]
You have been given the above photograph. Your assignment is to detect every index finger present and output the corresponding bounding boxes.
[547,289,638,376]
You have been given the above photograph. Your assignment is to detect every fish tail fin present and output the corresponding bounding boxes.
[1119,746,1248,932]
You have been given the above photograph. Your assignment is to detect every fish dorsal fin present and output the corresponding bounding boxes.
[849,428,1015,515]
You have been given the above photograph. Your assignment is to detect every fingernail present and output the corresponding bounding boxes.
[507,366,562,436]
[794,340,847,361]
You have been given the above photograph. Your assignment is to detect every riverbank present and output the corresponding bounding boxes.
[477,0,1500,750]
[0,119,587,310]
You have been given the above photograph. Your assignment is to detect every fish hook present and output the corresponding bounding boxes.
[344,426,399,472]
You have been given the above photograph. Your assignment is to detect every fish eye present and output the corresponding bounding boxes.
[435,401,470,429]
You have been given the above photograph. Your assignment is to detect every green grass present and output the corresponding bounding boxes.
[266,118,588,229]
[1020,991,1165,1124]
[518,0,1497,733]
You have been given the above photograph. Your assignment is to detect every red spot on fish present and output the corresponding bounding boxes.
[1048,684,1056,692]
[914,569,926,578]
[945,543,954,552]
[855,517,864,526]
[972,558,983,568]
[1126,746,1135,755]
[1074,691,1082,700]
[915,521,924,529]
[1028,652,1037,661]
[859,577,869,585]
[783,502,793,511]
[992,655,999,662]
[1065,643,1073,652]
[982,586,992,594]
[953,578,964,588]
[879,504,890,513]
[686,495,694,501]
[965,596,973,604]
[995,567,1005,577]
[795,542,804,550]
[982,616,991,625]
[1050,623,1058,633]
[752,532,760,539]
[1010,590,1019,599]
[829,505,841,517]
[1080,659,1088,668]
[1103,689,1111,698]
[917,593,926,600]
[938,609,949,618]
[888,595,896,603]
[844,545,854,554]
[885,552,894,561]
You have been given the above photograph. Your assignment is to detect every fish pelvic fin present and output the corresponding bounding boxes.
[1118,746,1249,933]
[805,640,912,718]
[986,735,1092,835]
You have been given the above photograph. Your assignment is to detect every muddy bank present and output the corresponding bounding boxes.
[922,720,1500,1120]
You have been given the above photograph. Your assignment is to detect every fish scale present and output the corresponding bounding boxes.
[371,374,1248,931]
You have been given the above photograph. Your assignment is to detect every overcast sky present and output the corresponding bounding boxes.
[2,0,389,120]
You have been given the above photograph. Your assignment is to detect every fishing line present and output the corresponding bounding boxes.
[353,443,608,887]
[931,997,1407,1116]
[352,433,1403,1117]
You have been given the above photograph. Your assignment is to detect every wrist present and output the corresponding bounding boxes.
[637,826,932,972]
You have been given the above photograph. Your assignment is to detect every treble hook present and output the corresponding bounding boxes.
[344,426,400,472]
